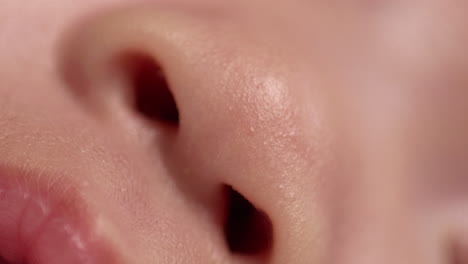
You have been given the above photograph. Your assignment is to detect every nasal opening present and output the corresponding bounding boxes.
[223,185,273,256]
[119,52,180,126]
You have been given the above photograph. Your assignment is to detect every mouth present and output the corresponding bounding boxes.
[0,169,115,264]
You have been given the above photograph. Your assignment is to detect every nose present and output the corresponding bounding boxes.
[57,3,328,264]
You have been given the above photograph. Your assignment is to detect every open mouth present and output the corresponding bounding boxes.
[0,172,112,264]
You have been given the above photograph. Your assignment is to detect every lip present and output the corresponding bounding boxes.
[0,166,117,264]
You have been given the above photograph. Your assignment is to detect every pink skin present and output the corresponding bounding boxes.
[1,0,468,263]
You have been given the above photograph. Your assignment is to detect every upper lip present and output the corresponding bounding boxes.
[0,165,118,264]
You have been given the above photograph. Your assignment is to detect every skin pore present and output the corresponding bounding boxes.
[1,0,467,263]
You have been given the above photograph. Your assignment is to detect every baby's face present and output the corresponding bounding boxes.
[1,0,468,263]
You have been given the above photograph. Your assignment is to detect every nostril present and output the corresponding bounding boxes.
[121,53,179,125]
[450,242,466,264]
[223,185,273,256]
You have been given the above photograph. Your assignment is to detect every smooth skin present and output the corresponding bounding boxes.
[1,0,467,263]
